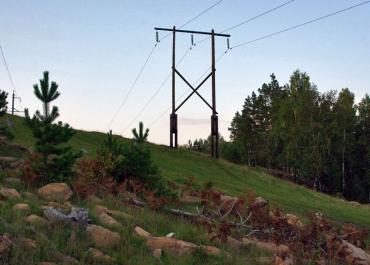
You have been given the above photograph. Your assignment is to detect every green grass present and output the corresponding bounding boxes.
[4,114,370,228]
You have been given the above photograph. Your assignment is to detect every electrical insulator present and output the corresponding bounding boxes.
[191,34,194,46]
[227,38,230,50]
[156,31,159,43]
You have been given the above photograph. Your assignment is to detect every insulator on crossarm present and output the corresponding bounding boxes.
[191,34,195,46]
[227,38,230,50]
[156,31,159,43]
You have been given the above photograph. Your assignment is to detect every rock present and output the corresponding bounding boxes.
[273,245,293,265]
[327,235,370,265]
[0,234,12,259]
[242,237,278,253]
[153,248,162,258]
[134,226,152,239]
[25,214,48,226]
[147,237,198,256]
[13,203,30,214]
[0,187,21,200]
[166,232,175,238]
[93,205,132,220]
[179,195,202,204]
[203,245,222,256]
[43,207,91,226]
[86,225,121,249]
[349,201,362,207]
[37,183,73,202]
[97,212,122,228]
[88,248,116,264]
[17,237,37,250]
[285,213,302,227]
[38,263,57,265]
[250,197,268,209]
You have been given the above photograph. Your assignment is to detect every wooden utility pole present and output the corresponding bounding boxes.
[11,91,22,115]
[155,26,230,158]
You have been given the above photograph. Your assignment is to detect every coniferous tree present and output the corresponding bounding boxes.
[132,122,149,143]
[25,71,81,184]
[0,90,13,140]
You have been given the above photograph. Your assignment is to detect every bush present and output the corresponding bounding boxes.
[116,143,172,197]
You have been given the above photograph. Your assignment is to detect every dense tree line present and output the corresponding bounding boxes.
[187,70,369,203]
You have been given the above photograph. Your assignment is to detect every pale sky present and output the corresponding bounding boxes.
[1,0,369,145]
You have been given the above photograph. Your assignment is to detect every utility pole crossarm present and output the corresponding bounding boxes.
[155,27,230,37]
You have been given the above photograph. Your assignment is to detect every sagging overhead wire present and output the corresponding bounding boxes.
[195,0,297,46]
[122,48,192,134]
[107,0,226,130]
[231,0,370,49]
[0,45,17,94]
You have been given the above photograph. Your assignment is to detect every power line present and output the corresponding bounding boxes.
[232,0,370,49]
[195,0,297,45]
[159,0,224,41]
[108,0,225,130]
[0,45,17,94]
[122,48,191,133]
[107,43,157,129]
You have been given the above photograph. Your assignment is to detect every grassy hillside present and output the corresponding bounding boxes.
[4,114,370,227]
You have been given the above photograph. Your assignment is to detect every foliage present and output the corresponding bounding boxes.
[132,122,149,143]
[5,114,370,227]
[225,70,369,203]
[24,71,81,185]
[0,90,13,140]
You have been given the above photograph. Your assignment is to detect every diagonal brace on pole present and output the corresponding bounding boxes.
[175,72,213,113]
[174,68,217,114]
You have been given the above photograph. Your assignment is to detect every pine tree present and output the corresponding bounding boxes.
[25,71,81,184]
[0,90,13,139]
[132,122,149,143]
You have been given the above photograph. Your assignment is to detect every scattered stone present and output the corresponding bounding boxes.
[93,205,132,220]
[153,248,162,258]
[86,225,121,249]
[43,207,91,226]
[0,234,12,260]
[327,235,370,265]
[37,183,73,202]
[242,237,278,253]
[250,197,268,209]
[202,245,222,256]
[147,236,198,256]
[38,262,57,265]
[12,203,30,214]
[285,213,303,227]
[25,214,48,226]
[135,226,222,257]
[166,232,175,238]
[97,212,122,228]
[134,226,151,238]
[179,195,202,204]
[272,245,293,265]
[88,248,116,264]
[349,201,362,207]
[0,187,21,200]
[46,201,72,213]
[17,237,37,250]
